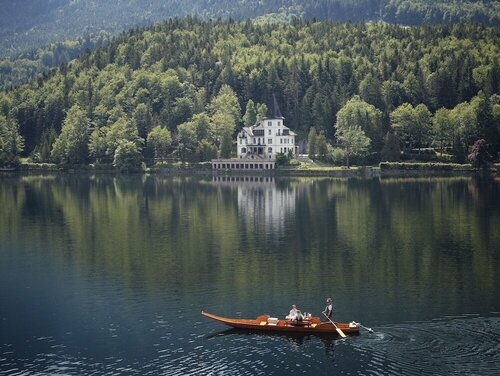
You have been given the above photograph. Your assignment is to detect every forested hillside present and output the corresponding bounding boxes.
[1,1,498,57]
[2,1,498,91]
[0,19,498,168]
[0,33,111,91]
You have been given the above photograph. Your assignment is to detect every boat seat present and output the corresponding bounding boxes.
[260,321,267,326]
[267,317,279,326]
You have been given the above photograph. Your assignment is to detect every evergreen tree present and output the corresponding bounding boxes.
[381,132,401,162]
[308,127,318,159]
[0,115,24,166]
[243,100,257,127]
[316,132,329,161]
[256,103,268,121]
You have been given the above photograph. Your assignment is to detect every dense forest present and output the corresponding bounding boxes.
[2,1,498,90]
[0,33,111,91]
[2,1,499,57]
[0,18,498,168]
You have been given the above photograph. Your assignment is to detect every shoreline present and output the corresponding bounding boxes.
[1,163,498,178]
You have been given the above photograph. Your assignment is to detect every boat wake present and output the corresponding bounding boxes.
[350,314,500,375]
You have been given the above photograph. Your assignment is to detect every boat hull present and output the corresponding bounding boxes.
[201,311,360,335]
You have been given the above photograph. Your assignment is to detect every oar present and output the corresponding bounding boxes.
[358,323,373,333]
[322,312,347,338]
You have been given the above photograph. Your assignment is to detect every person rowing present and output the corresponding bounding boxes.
[323,297,333,320]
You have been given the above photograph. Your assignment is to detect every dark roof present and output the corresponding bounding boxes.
[265,94,284,119]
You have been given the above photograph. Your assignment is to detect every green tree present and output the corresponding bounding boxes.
[176,113,214,161]
[88,127,108,163]
[335,96,384,151]
[335,125,370,168]
[316,132,329,161]
[432,108,454,155]
[359,74,383,109]
[51,105,89,164]
[133,103,153,139]
[308,127,318,159]
[450,100,479,161]
[219,131,233,158]
[209,85,241,127]
[211,111,235,153]
[113,140,143,171]
[147,126,172,160]
[381,132,401,161]
[243,99,257,127]
[105,117,142,158]
[256,103,268,121]
[390,103,431,150]
[0,115,24,166]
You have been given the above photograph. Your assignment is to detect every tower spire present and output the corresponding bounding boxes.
[266,93,284,119]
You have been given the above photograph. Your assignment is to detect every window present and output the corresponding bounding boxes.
[241,148,246,153]
[240,139,242,144]
[268,129,271,135]
[278,121,281,126]
[268,147,272,153]
[268,138,272,144]
[268,121,272,127]
[280,138,283,144]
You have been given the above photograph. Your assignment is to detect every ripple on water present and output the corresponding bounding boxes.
[1,315,499,375]
[350,315,500,376]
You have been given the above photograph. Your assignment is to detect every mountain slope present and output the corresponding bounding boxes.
[1,1,498,58]
[0,18,497,165]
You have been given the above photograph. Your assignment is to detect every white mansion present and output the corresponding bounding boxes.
[237,95,297,160]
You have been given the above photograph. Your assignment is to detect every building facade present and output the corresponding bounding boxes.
[237,95,297,160]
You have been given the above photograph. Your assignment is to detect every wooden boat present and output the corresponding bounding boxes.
[201,311,360,335]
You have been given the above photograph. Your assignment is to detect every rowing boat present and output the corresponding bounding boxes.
[201,311,360,335]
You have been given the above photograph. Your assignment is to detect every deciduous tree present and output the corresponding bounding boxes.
[51,105,89,164]
[335,125,370,168]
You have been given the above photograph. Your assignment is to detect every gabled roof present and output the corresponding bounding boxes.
[265,94,284,119]
[241,127,253,136]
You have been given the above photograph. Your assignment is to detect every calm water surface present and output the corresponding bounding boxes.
[0,174,499,375]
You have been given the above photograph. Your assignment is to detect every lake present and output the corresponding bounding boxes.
[0,174,499,375]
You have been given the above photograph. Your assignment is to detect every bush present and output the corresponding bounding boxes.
[276,152,289,166]
[379,162,473,171]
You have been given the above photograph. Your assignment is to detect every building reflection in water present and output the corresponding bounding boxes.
[212,175,297,236]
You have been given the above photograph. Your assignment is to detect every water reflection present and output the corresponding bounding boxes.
[212,175,297,236]
[206,327,339,363]
[0,173,499,375]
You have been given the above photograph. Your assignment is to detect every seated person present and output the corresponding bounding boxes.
[288,305,304,322]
